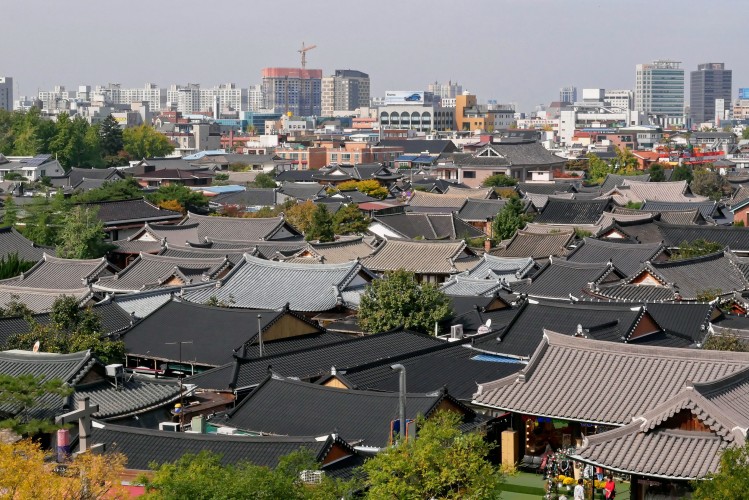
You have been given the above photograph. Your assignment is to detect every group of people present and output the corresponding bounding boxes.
[571,475,616,500]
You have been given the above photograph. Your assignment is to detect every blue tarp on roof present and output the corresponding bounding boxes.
[470,354,524,364]
[182,150,229,160]
[193,185,246,194]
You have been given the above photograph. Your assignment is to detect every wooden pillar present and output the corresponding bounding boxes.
[501,430,519,467]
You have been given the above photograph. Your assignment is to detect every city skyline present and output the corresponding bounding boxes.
[3,0,749,112]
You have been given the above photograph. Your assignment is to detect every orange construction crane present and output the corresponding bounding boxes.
[298,42,317,69]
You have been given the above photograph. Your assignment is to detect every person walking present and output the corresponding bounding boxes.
[604,474,616,499]
[574,478,585,500]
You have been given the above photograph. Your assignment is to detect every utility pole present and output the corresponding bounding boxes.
[391,364,406,441]
[257,314,264,358]
[166,340,193,428]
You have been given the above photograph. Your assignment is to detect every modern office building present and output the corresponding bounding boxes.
[690,63,732,125]
[321,69,370,116]
[377,91,454,132]
[0,77,12,111]
[262,67,322,117]
[635,60,685,126]
[604,90,634,111]
[428,81,463,100]
[560,86,577,104]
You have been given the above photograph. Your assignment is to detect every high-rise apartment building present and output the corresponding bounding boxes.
[248,84,264,111]
[690,63,732,124]
[38,85,73,110]
[635,60,685,126]
[604,89,634,111]
[321,69,370,116]
[0,77,13,111]
[262,68,322,116]
[167,84,201,114]
[428,81,463,100]
[560,86,577,104]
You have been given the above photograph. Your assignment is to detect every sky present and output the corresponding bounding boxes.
[4,0,748,112]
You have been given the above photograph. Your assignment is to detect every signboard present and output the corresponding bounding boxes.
[385,91,432,105]
[740,88,749,100]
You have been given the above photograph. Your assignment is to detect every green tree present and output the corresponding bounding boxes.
[333,204,370,235]
[0,253,35,281]
[285,200,316,233]
[671,164,693,183]
[0,293,33,318]
[122,125,174,159]
[703,332,748,352]
[492,197,527,241]
[252,172,277,188]
[56,205,110,259]
[7,295,125,364]
[99,114,124,157]
[742,128,749,140]
[692,440,749,499]
[481,174,517,188]
[358,269,452,334]
[3,195,18,226]
[71,177,143,203]
[612,145,639,174]
[306,204,334,242]
[648,163,665,182]
[363,411,503,499]
[692,168,728,201]
[585,153,614,185]
[0,374,73,436]
[22,196,59,246]
[670,239,723,261]
[147,184,208,212]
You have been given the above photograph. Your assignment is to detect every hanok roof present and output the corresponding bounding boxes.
[473,330,749,426]
[440,276,510,297]
[656,222,749,252]
[210,189,279,208]
[66,167,124,187]
[452,142,566,169]
[133,169,214,181]
[89,420,342,470]
[596,250,749,302]
[78,198,182,226]
[641,200,720,220]
[566,238,664,276]
[274,170,318,182]
[280,237,377,265]
[521,259,623,300]
[182,254,372,312]
[182,212,302,242]
[407,189,492,212]
[313,164,401,183]
[277,182,326,200]
[611,206,706,226]
[94,253,231,293]
[491,230,574,259]
[464,254,536,281]
[112,289,174,319]
[159,243,257,265]
[185,329,445,391]
[0,254,112,290]
[370,213,485,240]
[378,139,458,155]
[0,287,94,314]
[598,174,651,193]
[516,182,576,196]
[535,198,612,225]
[456,198,509,221]
[601,180,708,205]
[225,375,474,448]
[0,226,53,261]
[362,239,478,275]
[122,299,333,367]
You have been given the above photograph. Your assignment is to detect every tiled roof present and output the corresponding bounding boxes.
[601,180,708,205]
[185,329,444,391]
[566,238,664,276]
[94,253,230,293]
[408,189,492,210]
[76,378,182,420]
[457,198,509,221]
[182,254,372,312]
[491,230,574,259]
[523,259,622,300]
[362,239,476,275]
[597,218,665,245]
[464,254,536,281]
[611,206,706,225]
[210,189,278,207]
[641,302,714,345]
[441,276,509,296]
[275,170,318,182]
[595,211,655,229]
[0,226,53,261]
[159,243,257,265]
[281,237,377,264]
[378,139,458,155]
[126,222,201,247]
[78,198,182,226]
[89,420,335,470]
[225,375,472,448]
[66,167,123,186]
[277,182,326,200]
[516,182,575,196]
[0,254,111,290]
[371,213,485,240]
[134,168,213,180]
[598,174,651,193]
[473,330,749,425]
[112,289,174,319]
[656,222,749,251]
[535,198,612,225]
[0,287,94,314]
[183,212,303,242]
[641,200,719,220]
[122,299,327,367]
[524,192,575,211]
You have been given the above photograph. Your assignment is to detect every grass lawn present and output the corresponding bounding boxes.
[500,472,632,499]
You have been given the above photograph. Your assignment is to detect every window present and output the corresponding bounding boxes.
[463,170,476,179]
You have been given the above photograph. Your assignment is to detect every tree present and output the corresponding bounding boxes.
[71,177,143,203]
[22,196,60,247]
[492,197,527,241]
[0,439,127,498]
[648,163,665,182]
[285,200,316,234]
[363,411,503,499]
[692,168,728,201]
[56,206,111,259]
[585,153,615,185]
[157,199,185,213]
[703,332,748,352]
[333,204,370,235]
[337,179,388,199]
[99,114,124,157]
[252,172,277,188]
[482,174,517,188]
[8,295,125,364]
[0,293,33,318]
[148,184,208,212]
[0,374,73,435]
[612,145,639,174]
[0,252,35,281]
[743,128,749,140]
[692,440,749,499]
[358,269,452,334]
[3,195,18,226]
[122,125,174,159]
[671,164,693,183]
[670,239,724,261]
[306,204,334,242]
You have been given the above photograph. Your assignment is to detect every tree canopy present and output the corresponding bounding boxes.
[358,269,452,334]
[285,200,317,234]
[671,164,693,183]
[703,332,748,352]
[363,411,504,499]
[691,168,729,201]
[669,239,723,261]
[122,124,174,159]
[3,195,17,226]
[333,204,370,235]
[692,440,749,499]
[336,179,388,199]
[481,174,517,188]
[305,204,334,242]
[252,172,277,188]
[99,114,124,159]
[648,163,665,182]
[56,205,111,259]
[147,184,208,212]
[0,374,72,436]
[71,177,143,203]
[492,197,528,241]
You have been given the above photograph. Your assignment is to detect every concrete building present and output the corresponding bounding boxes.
[0,77,12,111]
[321,70,370,117]
[635,60,685,127]
[734,89,749,121]
[560,86,577,104]
[455,93,513,132]
[38,85,74,111]
[199,83,246,113]
[605,89,634,111]
[377,91,454,132]
[262,68,322,117]
[428,81,463,100]
[690,63,732,125]
[167,84,201,114]
[558,102,645,146]
[248,84,264,112]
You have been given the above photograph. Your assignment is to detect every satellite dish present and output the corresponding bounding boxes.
[32,341,40,353]
[485,319,492,328]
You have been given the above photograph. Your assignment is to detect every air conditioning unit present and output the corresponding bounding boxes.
[216,426,238,435]
[450,324,464,339]
[159,422,180,432]
[105,364,124,378]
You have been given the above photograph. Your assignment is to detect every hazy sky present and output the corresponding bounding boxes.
[4,0,748,112]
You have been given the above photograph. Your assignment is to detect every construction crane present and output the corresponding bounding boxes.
[298,42,317,69]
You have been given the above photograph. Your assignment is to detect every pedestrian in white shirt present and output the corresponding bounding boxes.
[574,478,585,500]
